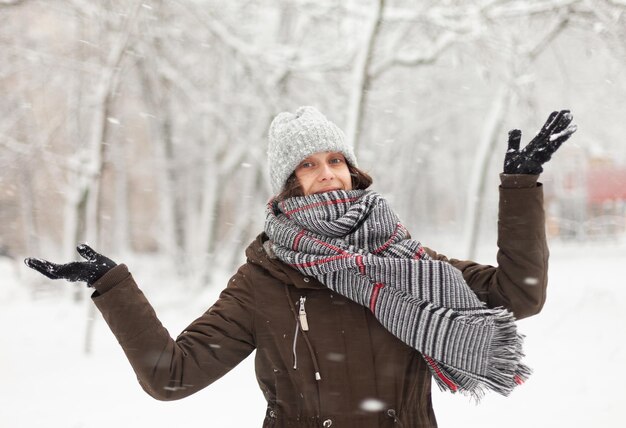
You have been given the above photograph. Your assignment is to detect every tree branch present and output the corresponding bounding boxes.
[0,0,26,7]
[487,0,583,18]
[181,1,351,74]
[0,42,103,75]
[370,30,458,79]
[522,12,571,60]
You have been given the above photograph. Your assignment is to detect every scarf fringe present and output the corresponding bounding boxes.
[428,308,532,400]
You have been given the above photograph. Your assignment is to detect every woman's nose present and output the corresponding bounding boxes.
[318,164,334,181]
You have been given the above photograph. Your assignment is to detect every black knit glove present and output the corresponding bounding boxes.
[24,244,117,287]
[504,110,577,174]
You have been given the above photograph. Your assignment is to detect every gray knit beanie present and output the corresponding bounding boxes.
[268,106,358,195]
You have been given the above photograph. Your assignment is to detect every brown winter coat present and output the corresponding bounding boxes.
[91,175,548,428]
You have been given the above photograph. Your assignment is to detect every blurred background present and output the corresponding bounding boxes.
[1,1,625,427]
[2,0,625,279]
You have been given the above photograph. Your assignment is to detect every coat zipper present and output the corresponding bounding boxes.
[298,296,309,331]
[286,290,321,381]
[292,296,309,370]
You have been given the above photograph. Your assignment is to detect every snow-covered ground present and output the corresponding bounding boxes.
[1,240,624,427]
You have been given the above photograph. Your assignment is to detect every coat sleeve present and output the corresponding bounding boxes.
[424,174,549,320]
[90,263,256,401]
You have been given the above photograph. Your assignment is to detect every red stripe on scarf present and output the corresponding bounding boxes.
[413,246,426,260]
[369,283,384,312]
[423,355,458,392]
[293,229,306,251]
[356,255,366,274]
[284,197,360,217]
[514,375,524,385]
[372,223,404,254]
[290,254,352,268]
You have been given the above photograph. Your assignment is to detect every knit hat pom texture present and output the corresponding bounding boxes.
[268,106,358,195]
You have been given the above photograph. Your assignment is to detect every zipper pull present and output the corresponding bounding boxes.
[298,296,309,331]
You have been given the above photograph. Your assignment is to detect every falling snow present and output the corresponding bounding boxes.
[2,239,625,427]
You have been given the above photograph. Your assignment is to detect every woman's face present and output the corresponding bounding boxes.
[294,151,353,196]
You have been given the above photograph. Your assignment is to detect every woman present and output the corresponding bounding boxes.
[25,106,576,427]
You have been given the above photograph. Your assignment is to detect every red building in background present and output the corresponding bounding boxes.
[546,159,626,240]
[587,167,626,206]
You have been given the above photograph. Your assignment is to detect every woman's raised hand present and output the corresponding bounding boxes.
[24,244,117,287]
[504,110,577,175]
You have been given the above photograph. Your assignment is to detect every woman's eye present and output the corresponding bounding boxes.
[330,157,343,164]
[300,162,313,169]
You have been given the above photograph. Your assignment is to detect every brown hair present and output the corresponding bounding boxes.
[275,163,373,202]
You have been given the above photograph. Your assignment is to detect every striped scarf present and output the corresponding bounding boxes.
[264,189,531,399]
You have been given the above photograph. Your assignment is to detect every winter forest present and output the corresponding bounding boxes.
[1,0,626,427]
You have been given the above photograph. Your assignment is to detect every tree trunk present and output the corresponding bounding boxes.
[82,1,142,354]
[463,85,511,260]
[345,0,385,154]
[112,140,130,254]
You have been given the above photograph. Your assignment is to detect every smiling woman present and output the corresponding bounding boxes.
[294,151,353,196]
[24,105,577,428]
[277,156,373,201]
